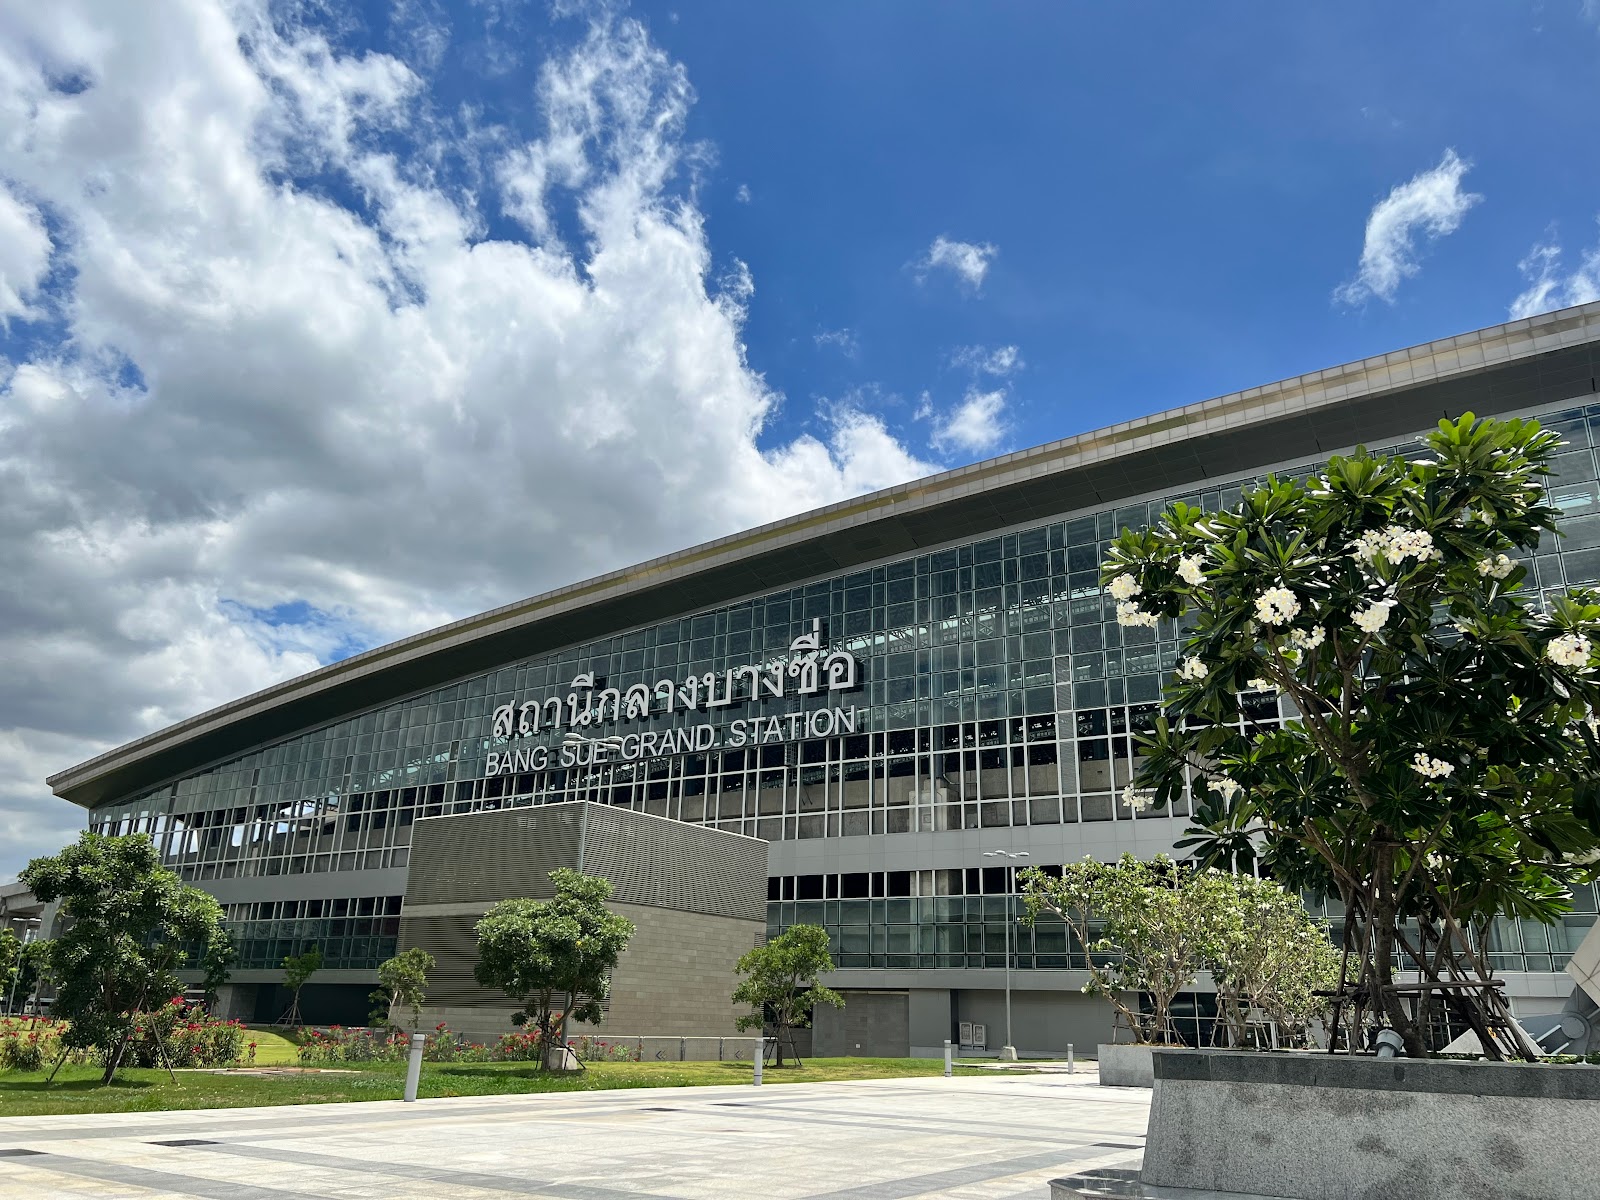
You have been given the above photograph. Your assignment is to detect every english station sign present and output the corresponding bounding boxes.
[485,619,863,776]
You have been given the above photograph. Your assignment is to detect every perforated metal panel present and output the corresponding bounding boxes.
[399,802,767,1010]
[403,805,581,907]
[579,805,767,922]
[403,802,767,921]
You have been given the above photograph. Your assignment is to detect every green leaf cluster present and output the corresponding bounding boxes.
[474,870,635,1064]
[20,832,232,1082]
[732,923,843,1064]
[369,946,436,1028]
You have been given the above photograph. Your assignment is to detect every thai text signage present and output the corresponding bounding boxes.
[485,619,862,776]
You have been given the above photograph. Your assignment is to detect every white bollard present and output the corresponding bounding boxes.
[753,1038,766,1086]
[944,1038,953,1077]
[1067,1043,1074,1074]
[403,1032,426,1102]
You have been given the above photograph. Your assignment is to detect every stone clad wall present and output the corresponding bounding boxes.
[1142,1049,1600,1200]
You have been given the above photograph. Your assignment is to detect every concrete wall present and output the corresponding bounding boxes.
[409,900,762,1043]
[950,989,1114,1058]
[1143,1049,1600,1200]
[813,991,909,1057]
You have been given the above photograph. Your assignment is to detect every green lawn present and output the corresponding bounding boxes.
[0,1056,989,1118]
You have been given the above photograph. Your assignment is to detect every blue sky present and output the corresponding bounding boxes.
[639,0,1599,449]
[1,0,1598,873]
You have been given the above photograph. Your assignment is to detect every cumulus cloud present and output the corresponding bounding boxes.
[734,183,750,203]
[915,235,997,292]
[949,344,1022,376]
[1509,223,1600,319]
[0,0,936,877]
[933,389,1009,453]
[1334,149,1481,305]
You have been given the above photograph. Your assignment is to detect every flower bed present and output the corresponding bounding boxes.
[130,998,251,1068]
[0,1017,77,1071]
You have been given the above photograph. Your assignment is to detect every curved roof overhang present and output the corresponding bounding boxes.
[48,303,1600,810]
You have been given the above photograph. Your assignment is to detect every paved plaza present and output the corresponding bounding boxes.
[0,1072,1149,1199]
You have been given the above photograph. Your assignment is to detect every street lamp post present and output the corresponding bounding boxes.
[983,850,1029,1062]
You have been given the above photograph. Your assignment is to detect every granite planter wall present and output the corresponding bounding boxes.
[1096,1043,1155,1087]
[1142,1048,1600,1200]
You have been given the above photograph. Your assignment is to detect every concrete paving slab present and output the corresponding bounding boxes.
[0,1074,1150,1199]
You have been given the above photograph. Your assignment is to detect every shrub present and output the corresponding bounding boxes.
[0,1017,73,1071]
[571,1035,641,1063]
[127,998,249,1069]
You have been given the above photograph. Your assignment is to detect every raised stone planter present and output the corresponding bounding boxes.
[1138,1048,1600,1200]
[1096,1043,1155,1088]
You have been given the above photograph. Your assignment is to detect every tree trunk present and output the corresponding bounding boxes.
[101,1032,129,1085]
[1370,895,1424,1057]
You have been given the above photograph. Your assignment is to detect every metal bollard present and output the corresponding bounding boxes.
[1067,1043,1074,1074]
[403,1032,426,1102]
[753,1038,766,1086]
[943,1038,952,1078]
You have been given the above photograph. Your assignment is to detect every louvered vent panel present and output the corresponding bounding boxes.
[582,806,767,922]
[404,805,581,906]
[405,802,766,920]
[398,914,495,1007]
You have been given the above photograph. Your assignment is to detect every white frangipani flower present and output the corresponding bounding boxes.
[1177,555,1205,586]
[1547,633,1593,669]
[1352,599,1397,634]
[1350,530,1386,562]
[1116,600,1158,629]
[1410,752,1454,780]
[1380,526,1434,565]
[1475,553,1514,580]
[1178,656,1207,682]
[1289,625,1325,651]
[1121,785,1154,813]
[1108,573,1142,602]
[1254,586,1300,626]
[1246,677,1278,693]
[1208,776,1242,802]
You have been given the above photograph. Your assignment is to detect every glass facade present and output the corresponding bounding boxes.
[86,401,1600,975]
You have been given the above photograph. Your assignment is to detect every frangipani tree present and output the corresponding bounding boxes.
[1103,414,1600,1057]
[1020,857,1337,1047]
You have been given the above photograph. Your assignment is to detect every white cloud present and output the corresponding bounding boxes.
[949,343,1022,376]
[915,235,997,292]
[813,327,857,357]
[933,388,1008,454]
[0,185,52,319]
[734,183,750,204]
[1334,149,1482,305]
[1508,223,1600,319]
[0,0,937,877]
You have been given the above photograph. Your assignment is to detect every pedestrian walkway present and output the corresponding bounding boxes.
[0,1072,1149,1199]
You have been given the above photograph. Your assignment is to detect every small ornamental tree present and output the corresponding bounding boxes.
[280,947,323,1026]
[370,947,436,1029]
[1020,856,1226,1045]
[12,938,50,1014]
[732,923,843,1066]
[474,870,635,1068]
[1021,859,1338,1047]
[1102,414,1600,1057]
[1207,873,1340,1048]
[20,832,232,1082]
[0,930,18,1009]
